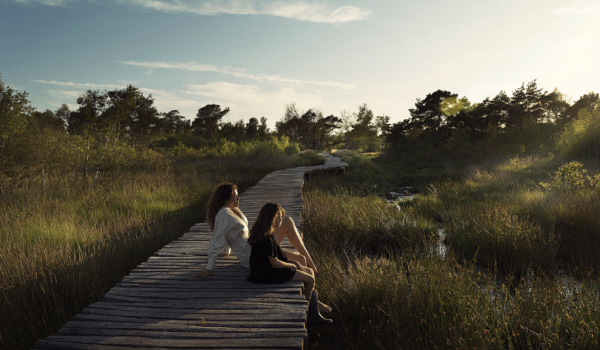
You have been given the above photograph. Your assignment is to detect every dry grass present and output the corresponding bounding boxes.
[303,152,600,349]
[0,153,323,350]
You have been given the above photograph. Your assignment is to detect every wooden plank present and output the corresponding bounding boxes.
[36,335,303,349]
[102,294,307,304]
[58,328,308,339]
[60,319,304,330]
[32,154,347,350]
[102,291,305,300]
[75,309,306,322]
[84,301,306,313]
[115,282,301,291]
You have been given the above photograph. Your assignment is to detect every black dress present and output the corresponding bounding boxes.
[248,235,296,284]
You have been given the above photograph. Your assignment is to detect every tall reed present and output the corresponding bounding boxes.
[302,153,600,349]
[411,156,600,274]
[0,153,323,350]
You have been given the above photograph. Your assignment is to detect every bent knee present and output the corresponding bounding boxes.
[299,255,307,266]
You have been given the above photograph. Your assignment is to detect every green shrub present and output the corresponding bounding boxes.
[556,107,600,161]
[540,161,600,191]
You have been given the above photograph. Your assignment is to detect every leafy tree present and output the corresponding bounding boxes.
[299,109,320,147]
[313,114,341,150]
[276,103,341,149]
[192,104,230,136]
[375,115,391,137]
[344,104,381,151]
[506,80,552,127]
[276,103,302,142]
[245,117,259,139]
[387,119,411,146]
[408,90,456,131]
[479,90,511,129]
[347,104,373,150]
[127,91,160,147]
[338,109,357,149]
[67,89,108,135]
[159,110,190,134]
[30,109,66,132]
[67,86,147,186]
[560,92,599,125]
[0,74,33,196]
[258,117,269,137]
[220,119,246,142]
[544,88,570,123]
[55,104,71,125]
[556,107,600,161]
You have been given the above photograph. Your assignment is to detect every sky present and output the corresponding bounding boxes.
[1,0,599,129]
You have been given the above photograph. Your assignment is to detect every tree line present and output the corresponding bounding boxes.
[1,73,390,198]
[387,80,600,162]
[5,72,595,198]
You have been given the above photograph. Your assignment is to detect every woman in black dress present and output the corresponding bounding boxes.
[247,202,332,325]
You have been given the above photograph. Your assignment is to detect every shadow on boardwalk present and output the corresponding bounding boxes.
[32,154,348,350]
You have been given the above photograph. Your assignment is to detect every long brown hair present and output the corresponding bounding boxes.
[247,203,285,245]
[206,182,238,231]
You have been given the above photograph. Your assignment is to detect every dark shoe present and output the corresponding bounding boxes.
[308,290,332,326]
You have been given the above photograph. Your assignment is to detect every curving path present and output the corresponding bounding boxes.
[32,154,348,350]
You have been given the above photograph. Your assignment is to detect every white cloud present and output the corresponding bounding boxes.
[14,0,72,6]
[46,101,80,111]
[32,79,126,90]
[123,0,371,23]
[183,81,322,118]
[118,60,356,90]
[13,0,371,23]
[32,79,314,123]
[552,0,600,15]
[47,90,82,100]
[139,87,201,109]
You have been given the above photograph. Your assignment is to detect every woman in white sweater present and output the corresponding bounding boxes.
[193,182,318,278]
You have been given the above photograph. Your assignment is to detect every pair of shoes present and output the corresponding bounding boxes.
[307,290,333,326]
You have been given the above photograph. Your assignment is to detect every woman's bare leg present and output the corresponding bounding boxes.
[274,216,318,272]
[298,267,331,314]
[292,270,314,301]
[285,251,307,267]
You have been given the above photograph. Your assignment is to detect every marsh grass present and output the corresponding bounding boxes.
[306,247,600,349]
[303,152,600,349]
[303,179,438,255]
[410,156,600,274]
[0,152,324,350]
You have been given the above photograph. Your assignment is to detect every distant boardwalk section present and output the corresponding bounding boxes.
[33,154,348,350]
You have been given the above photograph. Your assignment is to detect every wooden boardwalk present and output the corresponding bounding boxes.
[33,154,348,350]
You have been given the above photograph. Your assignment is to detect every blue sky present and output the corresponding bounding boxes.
[1,0,599,129]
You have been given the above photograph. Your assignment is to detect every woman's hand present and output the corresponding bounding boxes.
[291,260,305,272]
[193,270,212,278]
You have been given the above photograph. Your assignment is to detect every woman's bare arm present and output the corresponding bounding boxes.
[268,255,298,270]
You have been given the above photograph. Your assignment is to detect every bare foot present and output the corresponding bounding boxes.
[318,301,332,314]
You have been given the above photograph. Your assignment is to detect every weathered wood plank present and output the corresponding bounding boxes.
[75,310,306,322]
[58,327,308,339]
[102,290,305,300]
[61,319,304,330]
[102,294,307,304]
[32,154,347,350]
[84,301,306,312]
[36,335,303,349]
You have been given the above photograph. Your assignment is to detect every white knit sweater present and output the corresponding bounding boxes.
[206,206,251,270]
